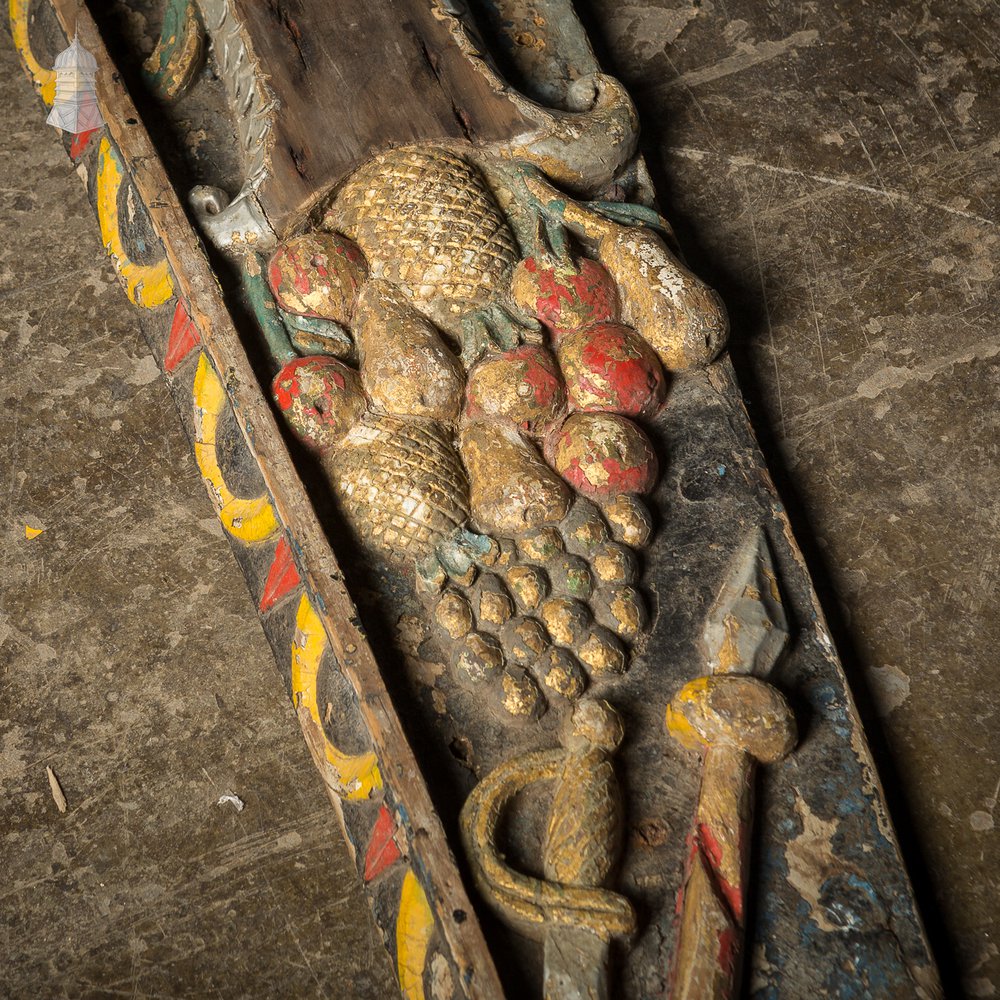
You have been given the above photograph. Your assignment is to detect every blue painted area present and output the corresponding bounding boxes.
[819,873,886,931]
[749,661,932,997]
[822,930,900,999]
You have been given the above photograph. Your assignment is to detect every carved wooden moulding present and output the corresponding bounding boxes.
[12,0,941,997]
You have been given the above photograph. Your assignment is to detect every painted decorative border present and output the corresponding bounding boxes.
[9,4,501,998]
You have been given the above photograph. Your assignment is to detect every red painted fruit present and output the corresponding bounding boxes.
[558,322,666,419]
[267,232,368,324]
[510,254,619,340]
[464,345,566,436]
[272,356,366,450]
[545,412,658,498]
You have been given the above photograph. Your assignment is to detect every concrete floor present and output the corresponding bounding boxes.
[1,1,997,997]
[0,33,395,999]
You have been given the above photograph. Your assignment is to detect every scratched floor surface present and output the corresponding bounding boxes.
[0,34,396,999]
[581,1,999,995]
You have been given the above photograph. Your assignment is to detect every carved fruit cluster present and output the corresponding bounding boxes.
[427,494,652,718]
[457,251,664,542]
[264,145,730,719]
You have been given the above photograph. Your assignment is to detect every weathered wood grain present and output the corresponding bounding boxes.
[232,0,532,232]
[53,2,505,996]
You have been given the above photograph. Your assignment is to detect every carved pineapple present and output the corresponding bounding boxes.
[323,146,520,338]
[333,412,470,559]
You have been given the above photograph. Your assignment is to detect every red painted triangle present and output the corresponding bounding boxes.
[69,128,98,160]
[364,804,403,883]
[164,299,201,372]
[259,536,301,613]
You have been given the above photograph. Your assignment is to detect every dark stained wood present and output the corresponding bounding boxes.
[234,0,534,232]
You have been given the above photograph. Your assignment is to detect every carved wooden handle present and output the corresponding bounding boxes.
[667,675,796,1000]
[459,748,636,940]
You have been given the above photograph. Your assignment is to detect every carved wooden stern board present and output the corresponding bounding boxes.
[9,1,941,998]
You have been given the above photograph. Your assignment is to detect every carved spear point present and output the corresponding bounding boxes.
[667,529,797,1000]
[702,527,789,678]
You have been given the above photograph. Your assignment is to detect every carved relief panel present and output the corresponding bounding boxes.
[12,0,942,996]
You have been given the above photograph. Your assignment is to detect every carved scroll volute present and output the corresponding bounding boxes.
[666,530,797,1000]
[460,700,635,999]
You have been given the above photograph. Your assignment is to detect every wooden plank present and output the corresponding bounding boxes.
[231,0,532,231]
[47,2,505,997]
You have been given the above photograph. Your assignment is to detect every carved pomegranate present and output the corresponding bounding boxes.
[510,253,619,339]
[545,412,658,498]
[464,345,566,435]
[272,356,366,449]
[267,232,367,323]
[557,322,666,419]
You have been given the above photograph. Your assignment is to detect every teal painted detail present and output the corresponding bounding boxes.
[283,313,354,358]
[242,253,298,368]
[142,0,204,101]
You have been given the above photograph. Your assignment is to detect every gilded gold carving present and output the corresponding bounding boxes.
[460,422,571,534]
[460,699,634,993]
[258,135,732,720]
[666,530,798,1000]
[460,699,633,936]
[602,494,653,548]
[577,627,626,676]
[537,648,586,700]
[269,232,367,326]
[354,280,464,422]
[505,565,548,611]
[334,413,470,561]
[149,0,917,989]
[435,590,474,639]
[323,146,519,339]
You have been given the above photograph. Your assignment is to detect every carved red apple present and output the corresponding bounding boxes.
[558,322,666,419]
[545,412,658,498]
[267,232,368,324]
[272,356,366,450]
[464,345,566,435]
[510,254,619,339]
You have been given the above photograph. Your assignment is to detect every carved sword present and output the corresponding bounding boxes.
[665,529,797,1000]
[460,699,636,1000]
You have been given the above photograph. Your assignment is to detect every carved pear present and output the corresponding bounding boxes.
[598,228,729,371]
[354,279,464,421]
[460,422,571,534]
